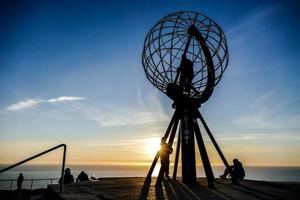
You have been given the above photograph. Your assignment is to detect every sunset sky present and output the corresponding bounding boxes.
[0,0,299,167]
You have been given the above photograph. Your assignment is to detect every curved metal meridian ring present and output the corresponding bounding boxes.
[185,24,215,104]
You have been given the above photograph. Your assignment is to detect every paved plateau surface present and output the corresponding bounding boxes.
[47,177,300,200]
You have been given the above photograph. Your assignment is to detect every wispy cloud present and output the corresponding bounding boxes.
[232,92,300,130]
[6,99,42,111]
[94,107,168,127]
[57,88,169,127]
[227,3,281,36]
[250,90,275,110]
[224,3,285,79]
[5,96,85,111]
[3,87,168,127]
[232,112,300,130]
[48,96,85,103]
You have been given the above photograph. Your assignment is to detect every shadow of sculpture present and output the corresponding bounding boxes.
[139,178,245,200]
[139,180,151,200]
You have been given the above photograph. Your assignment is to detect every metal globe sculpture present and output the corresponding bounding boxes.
[143,11,237,187]
[142,11,229,102]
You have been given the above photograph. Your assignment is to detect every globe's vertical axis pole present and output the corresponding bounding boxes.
[181,111,197,183]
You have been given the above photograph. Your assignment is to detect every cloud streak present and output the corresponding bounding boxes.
[226,3,281,36]
[5,96,85,111]
[232,91,300,131]
[6,99,42,111]
[3,88,168,127]
[48,96,85,103]
[59,89,169,127]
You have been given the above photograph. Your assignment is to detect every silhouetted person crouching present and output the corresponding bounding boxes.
[159,137,173,178]
[59,168,74,184]
[17,173,24,191]
[220,159,245,180]
[76,171,89,182]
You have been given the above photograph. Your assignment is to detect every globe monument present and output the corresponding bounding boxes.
[142,11,236,187]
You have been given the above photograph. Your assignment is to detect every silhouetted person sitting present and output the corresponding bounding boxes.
[17,173,24,192]
[76,171,89,182]
[220,159,245,180]
[59,168,74,184]
[159,137,173,178]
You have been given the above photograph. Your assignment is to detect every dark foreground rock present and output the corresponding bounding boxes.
[47,177,300,200]
[0,188,62,200]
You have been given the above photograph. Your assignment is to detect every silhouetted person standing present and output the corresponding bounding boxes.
[159,137,173,178]
[76,171,89,182]
[178,55,200,96]
[179,56,194,92]
[17,173,23,191]
[220,159,245,180]
[59,168,74,184]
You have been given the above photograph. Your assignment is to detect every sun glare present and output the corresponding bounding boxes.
[143,137,161,157]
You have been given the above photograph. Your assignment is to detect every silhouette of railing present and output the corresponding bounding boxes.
[0,178,60,190]
[0,144,66,192]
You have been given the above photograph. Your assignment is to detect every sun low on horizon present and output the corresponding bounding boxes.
[142,137,161,158]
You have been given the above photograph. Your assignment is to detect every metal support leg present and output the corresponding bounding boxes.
[193,119,215,187]
[197,111,238,185]
[173,125,181,180]
[163,111,178,139]
[145,111,178,182]
[156,117,180,186]
[145,153,159,182]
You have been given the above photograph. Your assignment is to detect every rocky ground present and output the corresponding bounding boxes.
[48,177,300,200]
[0,188,61,200]
[1,177,299,200]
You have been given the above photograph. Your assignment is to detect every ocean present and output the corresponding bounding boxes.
[0,164,299,190]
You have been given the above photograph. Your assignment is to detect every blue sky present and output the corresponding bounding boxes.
[0,0,299,166]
